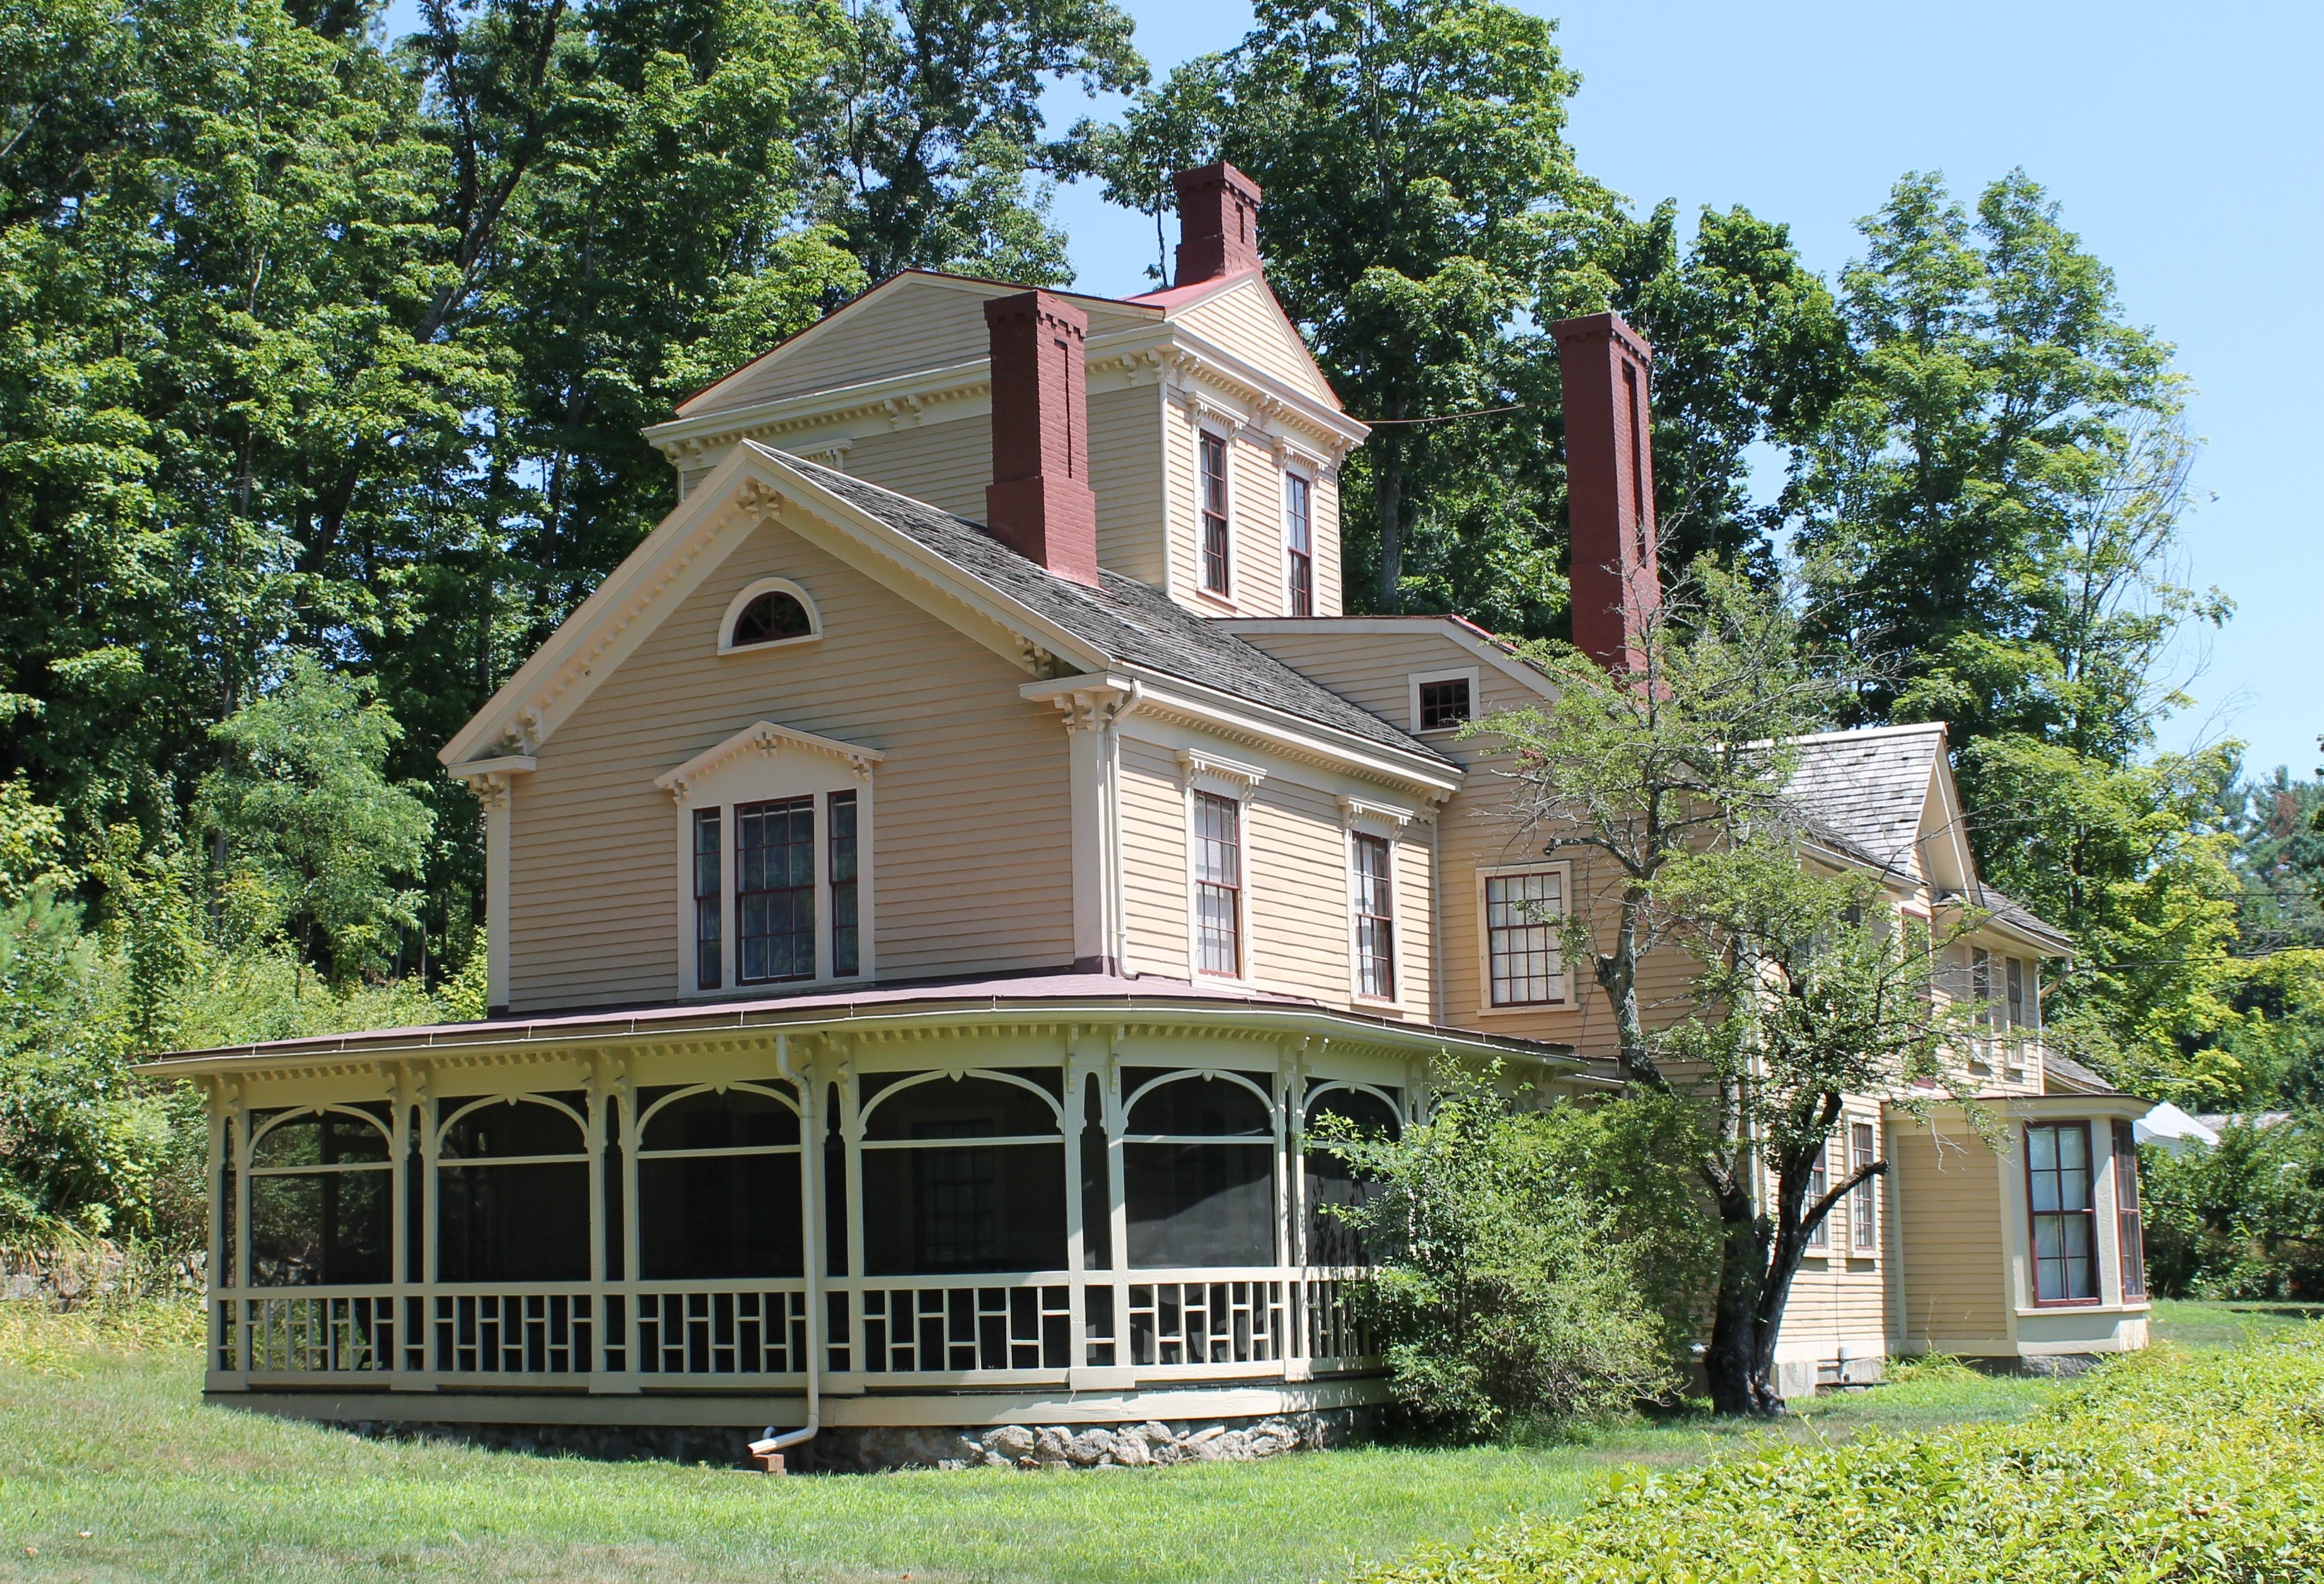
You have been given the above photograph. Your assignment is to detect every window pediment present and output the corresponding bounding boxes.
[656,720,885,807]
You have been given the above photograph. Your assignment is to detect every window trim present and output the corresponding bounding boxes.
[1347,827,1398,1006]
[1408,667,1480,735]
[2025,1120,2103,1307]
[1473,861,1573,1014]
[1197,427,1234,601]
[716,576,823,655]
[1282,466,1315,617]
[675,777,876,999]
[1178,751,1265,984]
[2113,1119,2147,1302]
[1849,1120,1878,1252]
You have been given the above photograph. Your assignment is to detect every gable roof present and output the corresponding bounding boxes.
[1785,721,1949,873]
[441,441,1451,782]
[1785,720,2071,953]
[781,457,1450,767]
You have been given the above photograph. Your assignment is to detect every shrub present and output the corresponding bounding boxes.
[1349,1329,2324,1583]
[1313,1066,1682,1440]
[2142,1117,2324,1299]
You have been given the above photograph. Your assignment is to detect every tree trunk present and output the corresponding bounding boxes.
[1700,1169,1783,1416]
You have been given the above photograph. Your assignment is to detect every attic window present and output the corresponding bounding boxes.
[719,578,822,653]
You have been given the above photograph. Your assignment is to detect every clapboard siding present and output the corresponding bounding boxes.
[1172,277,1336,404]
[1089,381,1170,586]
[1245,777,1352,1003]
[840,414,992,521]
[1120,736,1190,977]
[1891,1120,2009,1348]
[505,514,1072,1011]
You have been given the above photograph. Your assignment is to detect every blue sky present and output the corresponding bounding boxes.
[1040,0,2324,778]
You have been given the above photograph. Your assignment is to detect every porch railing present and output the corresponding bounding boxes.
[212,1266,1380,1388]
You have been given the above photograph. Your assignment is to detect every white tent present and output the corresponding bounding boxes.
[2134,1102,2221,1156]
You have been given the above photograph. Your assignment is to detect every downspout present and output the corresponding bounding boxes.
[752,1032,820,1472]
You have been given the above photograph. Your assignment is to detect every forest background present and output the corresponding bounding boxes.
[1,0,2319,1269]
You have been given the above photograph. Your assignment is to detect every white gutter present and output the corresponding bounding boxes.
[752,1032,820,1470]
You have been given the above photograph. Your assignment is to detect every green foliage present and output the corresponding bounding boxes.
[1351,1330,2324,1583]
[808,0,1146,284]
[1313,1064,1681,1441]
[195,655,433,984]
[2143,1122,2324,1300]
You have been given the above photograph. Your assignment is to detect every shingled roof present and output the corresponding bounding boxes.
[1784,721,1948,873]
[766,450,1453,768]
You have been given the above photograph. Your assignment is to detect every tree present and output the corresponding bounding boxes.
[806,0,1145,286]
[195,656,433,986]
[1482,566,1967,1414]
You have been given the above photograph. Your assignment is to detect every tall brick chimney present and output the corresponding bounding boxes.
[984,290,1100,586]
[1553,310,1662,672]
[1172,162,1264,288]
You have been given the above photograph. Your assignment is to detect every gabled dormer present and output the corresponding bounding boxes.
[640,165,1368,619]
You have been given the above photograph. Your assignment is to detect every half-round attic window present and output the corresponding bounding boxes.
[718,578,822,653]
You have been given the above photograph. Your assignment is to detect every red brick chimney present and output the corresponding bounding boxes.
[1172,163,1264,288]
[1553,310,1663,672]
[984,290,1101,587]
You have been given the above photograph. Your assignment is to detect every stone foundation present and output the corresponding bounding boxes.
[328,1406,1372,1472]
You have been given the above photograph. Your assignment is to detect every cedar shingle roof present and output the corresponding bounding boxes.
[1784,722,1948,873]
[769,451,1452,768]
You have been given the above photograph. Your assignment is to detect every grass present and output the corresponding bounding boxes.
[0,1303,2257,1584]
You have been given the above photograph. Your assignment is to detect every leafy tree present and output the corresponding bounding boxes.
[2142,1118,2324,1300]
[195,656,433,986]
[1483,566,1967,1414]
[1313,1062,1679,1439]
[1095,0,1611,619]
[806,0,1145,286]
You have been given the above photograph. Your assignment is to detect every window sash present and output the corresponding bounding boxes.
[1200,432,1230,594]
[1351,832,1395,999]
[829,789,859,978]
[1285,474,1312,616]
[1193,791,1241,976]
[736,796,816,984]
[2113,1119,2146,1300]
[693,807,722,991]
[1419,679,1470,731]
[1485,870,1562,1006]
[1850,1121,1878,1250]
[1804,1143,1829,1249]
[2027,1122,2100,1303]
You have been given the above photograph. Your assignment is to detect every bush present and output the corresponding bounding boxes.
[2142,1117,2324,1299]
[1349,1329,2324,1583]
[1313,1066,1683,1440]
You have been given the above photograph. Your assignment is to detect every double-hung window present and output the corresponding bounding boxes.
[2027,1122,2100,1303]
[736,798,816,984]
[1284,472,1313,615]
[1192,791,1242,976]
[2113,1120,2147,1300]
[1200,431,1231,595]
[1484,869,1564,1006]
[1850,1121,1878,1251]
[1351,832,1395,1000]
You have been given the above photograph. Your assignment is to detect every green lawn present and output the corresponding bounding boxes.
[0,1305,2250,1584]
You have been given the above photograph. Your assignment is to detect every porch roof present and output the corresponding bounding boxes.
[132,970,1598,1081]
